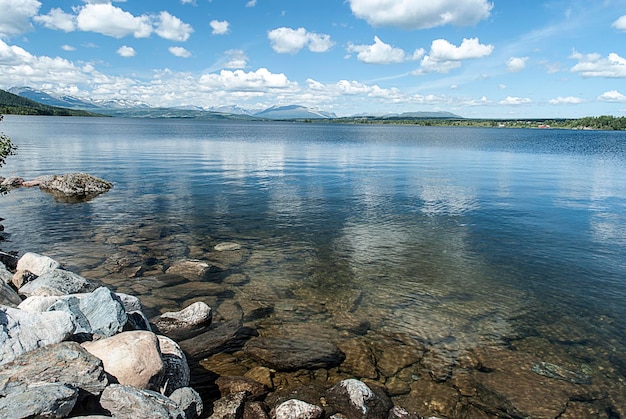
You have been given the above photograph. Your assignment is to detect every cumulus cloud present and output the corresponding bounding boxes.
[499,96,532,105]
[268,27,334,54]
[348,0,493,30]
[506,56,528,72]
[223,49,248,68]
[0,0,42,37]
[598,90,626,102]
[347,36,423,64]
[570,50,626,78]
[199,68,297,91]
[155,11,193,41]
[76,3,152,38]
[548,96,584,104]
[612,15,626,31]
[210,20,230,35]
[169,46,191,58]
[117,45,136,57]
[34,8,76,32]
[246,0,257,7]
[415,37,493,74]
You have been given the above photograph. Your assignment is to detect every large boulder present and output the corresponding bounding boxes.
[99,384,185,419]
[151,301,213,341]
[82,331,164,391]
[39,173,113,201]
[18,268,97,297]
[169,387,203,419]
[48,286,128,337]
[0,305,76,365]
[16,252,61,276]
[0,383,78,419]
[0,282,21,307]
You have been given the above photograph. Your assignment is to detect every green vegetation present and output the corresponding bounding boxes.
[0,115,17,195]
[0,89,101,117]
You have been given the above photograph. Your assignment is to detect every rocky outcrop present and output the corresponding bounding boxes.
[38,173,113,201]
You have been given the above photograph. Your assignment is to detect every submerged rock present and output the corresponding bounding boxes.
[325,379,392,419]
[151,301,213,341]
[274,399,323,419]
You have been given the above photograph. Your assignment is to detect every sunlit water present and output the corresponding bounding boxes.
[2,116,626,410]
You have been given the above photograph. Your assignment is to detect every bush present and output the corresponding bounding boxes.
[0,115,18,194]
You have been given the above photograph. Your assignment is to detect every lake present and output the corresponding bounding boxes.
[2,115,626,416]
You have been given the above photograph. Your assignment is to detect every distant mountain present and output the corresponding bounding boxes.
[395,111,461,119]
[0,89,100,116]
[8,87,150,110]
[254,105,337,120]
[208,105,254,116]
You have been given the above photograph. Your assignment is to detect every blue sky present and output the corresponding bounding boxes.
[1,0,625,118]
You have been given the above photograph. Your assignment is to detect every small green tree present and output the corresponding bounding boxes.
[0,115,18,194]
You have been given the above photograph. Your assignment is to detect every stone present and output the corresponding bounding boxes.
[116,292,144,312]
[243,336,345,371]
[0,306,76,365]
[10,269,37,289]
[0,176,24,188]
[17,295,63,312]
[165,259,216,280]
[157,335,191,396]
[274,399,323,419]
[244,366,274,390]
[387,406,421,419]
[82,331,164,390]
[214,242,242,252]
[0,262,12,284]
[16,252,61,276]
[49,286,127,337]
[244,401,270,419]
[0,382,78,419]
[0,252,18,271]
[18,268,97,297]
[169,387,203,419]
[216,376,267,400]
[179,319,256,361]
[337,339,378,380]
[0,282,21,307]
[151,301,213,341]
[99,384,185,419]
[0,341,108,397]
[325,379,393,419]
[39,173,113,199]
[209,391,247,419]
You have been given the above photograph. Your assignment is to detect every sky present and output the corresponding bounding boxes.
[1,0,626,118]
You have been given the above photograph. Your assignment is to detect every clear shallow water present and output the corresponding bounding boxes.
[2,116,626,412]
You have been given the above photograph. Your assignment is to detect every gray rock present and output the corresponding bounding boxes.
[39,173,113,198]
[152,301,213,341]
[48,286,127,337]
[387,406,421,419]
[127,310,153,331]
[0,262,12,284]
[169,387,203,419]
[0,341,108,397]
[116,292,143,312]
[165,259,216,280]
[99,384,185,419]
[209,391,247,419]
[0,382,78,419]
[157,335,190,396]
[178,319,256,361]
[325,379,393,419]
[0,306,76,365]
[16,252,61,276]
[10,269,37,289]
[18,268,97,297]
[18,295,67,312]
[275,399,323,419]
[243,335,345,371]
[0,282,21,307]
[214,242,242,252]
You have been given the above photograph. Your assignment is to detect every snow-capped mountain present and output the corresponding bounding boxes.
[254,105,337,120]
[8,87,151,110]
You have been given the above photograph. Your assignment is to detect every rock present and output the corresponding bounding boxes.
[0,282,21,307]
[16,252,61,276]
[214,242,242,252]
[82,331,164,390]
[169,387,203,419]
[0,262,12,283]
[325,379,393,419]
[152,301,213,341]
[179,319,256,360]
[387,406,421,419]
[0,176,24,188]
[10,269,37,289]
[243,335,345,371]
[0,252,18,271]
[531,361,592,385]
[165,260,216,280]
[18,295,62,312]
[49,286,128,337]
[244,401,270,419]
[39,173,113,200]
[0,341,108,397]
[99,384,185,419]
[274,399,323,419]
[209,391,247,419]
[216,376,267,400]
[18,268,97,297]
[0,382,78,419]
[0,306,76,365]
[158,335,191,396]
[116,292,143,312]
[337,339,378,380]
[244,366,274,390]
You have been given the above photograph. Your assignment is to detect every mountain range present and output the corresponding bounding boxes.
[5,87,462,120]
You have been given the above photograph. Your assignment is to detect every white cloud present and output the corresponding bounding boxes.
[415,38,493,74]
[210,20,230,35]
[348,0,493,30]
[223,49,248,68]
[570,50,626,78]
[246,0,257,7]
[612,15,626,31]
[76,3,152,38]
[268,27,334,54]
[117,45,136,57]
[499,96,532,105]
[598,90,626,102]
[0,0,41,37]
[506,56,528,72]
[347,36,423,64]
[169,46,191,58]
[61,44,76,51]
[549,96,584,105]
[155,11,193,42]
[199,68,297,91]
[34,8,76,32]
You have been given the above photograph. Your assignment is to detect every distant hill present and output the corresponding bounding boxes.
[254,105,337,120]
[0,89,101,116]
